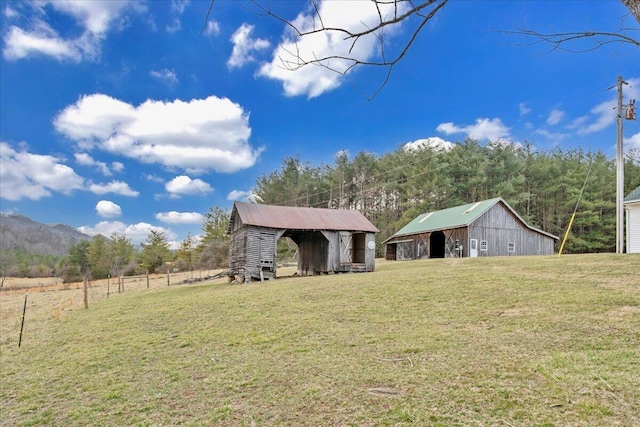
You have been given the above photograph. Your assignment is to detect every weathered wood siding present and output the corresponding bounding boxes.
[442,228,468,258]
[229,226,279,281]
[229,226,248,278]
[469,204,555,256]
[294,231,330,275]
[385,228,467,260]
[322,231,375,273]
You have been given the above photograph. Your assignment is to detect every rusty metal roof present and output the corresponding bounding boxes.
[230,202,379,233]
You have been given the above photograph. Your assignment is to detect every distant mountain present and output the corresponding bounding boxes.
[0,213,91,256]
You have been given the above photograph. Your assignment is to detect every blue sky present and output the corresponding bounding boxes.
[1,0,638,248]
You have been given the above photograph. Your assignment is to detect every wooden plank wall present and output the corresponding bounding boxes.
[470,204,555,256]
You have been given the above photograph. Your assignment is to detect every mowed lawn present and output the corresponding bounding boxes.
[1,254,639,426]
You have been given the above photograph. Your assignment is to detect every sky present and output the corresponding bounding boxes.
[0,0,638,249]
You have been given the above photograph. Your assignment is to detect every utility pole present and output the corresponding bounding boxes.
[616,76,624,254]
[615,76,637,254]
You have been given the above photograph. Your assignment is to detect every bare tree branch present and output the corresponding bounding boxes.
[504,1,639,54]
[205,0,637,98]
[206,0,448,97]
[502,28,639,54]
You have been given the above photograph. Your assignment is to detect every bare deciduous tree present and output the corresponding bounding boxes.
[206,0,638,95]
[206,0,448,97]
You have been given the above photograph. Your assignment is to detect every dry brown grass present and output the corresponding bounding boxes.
[0,269,225,348]
[1,254,639,426]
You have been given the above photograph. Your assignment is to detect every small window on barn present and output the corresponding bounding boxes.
[480,240,488,252]
[508,242,516,253]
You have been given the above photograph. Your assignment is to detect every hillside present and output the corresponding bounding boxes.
[2,254,639,426]
[0,213,90,256]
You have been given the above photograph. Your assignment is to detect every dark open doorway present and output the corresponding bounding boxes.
[430,231,445,258]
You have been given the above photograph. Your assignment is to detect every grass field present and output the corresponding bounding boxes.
[1,254,639,426]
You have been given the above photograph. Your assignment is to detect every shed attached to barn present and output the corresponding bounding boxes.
[625,185,640,253]
[228,202,378,282]
[383,198,557,260]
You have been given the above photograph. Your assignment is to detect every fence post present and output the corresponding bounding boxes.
[107,274,110,298]
[146,271,150,289]
[167,270,170,287]
[18,293,28,348]
[120,275,124,292]
[83,277,89,309]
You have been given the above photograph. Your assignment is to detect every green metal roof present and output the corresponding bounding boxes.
[390,198,500,239]
[624,185,640,203]
[385,197,557,242]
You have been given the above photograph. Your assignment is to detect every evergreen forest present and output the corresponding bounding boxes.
[253,139,640,255]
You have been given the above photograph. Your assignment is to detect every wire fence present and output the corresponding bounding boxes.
[0,269,226,351]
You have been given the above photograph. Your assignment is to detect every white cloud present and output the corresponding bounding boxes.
[75,152,112,175]
[145,174,165,183]
[165,175,213,198]
[258,0,407,98]
[535,129,569,142]
[171,0,189,14]
[150,68,178,86]
[0,142,85,201]
[519,102,531,116]
[227,23,270,69]
[78,221,176,247]
[227,189,261,203]
[155,211,204,224]
[578,100,617,135]
[4,5,19,19]
[88,180,139,196]
[404,137,453,152]
[96,200,122,218]
[2,1,140,62]
[625,132,640,150]
[436,118,511,142]
[54,93,262,173]
[111,161,124,172]
[204,20,220,37]
[575,78,640,135]
[546,109,565,126]
[167,0,189,33]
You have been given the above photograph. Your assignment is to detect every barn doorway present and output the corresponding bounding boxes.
[430,231,445,258]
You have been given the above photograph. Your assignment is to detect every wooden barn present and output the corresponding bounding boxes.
[227,202,378,282]
[383,198,557,260]
[625,185,640,253]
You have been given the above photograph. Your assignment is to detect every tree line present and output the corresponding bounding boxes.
[254,139,640,255]
[4,139,639,281]
[59,207,231,283]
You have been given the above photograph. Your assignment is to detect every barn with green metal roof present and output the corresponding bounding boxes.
[383,198,558,260]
